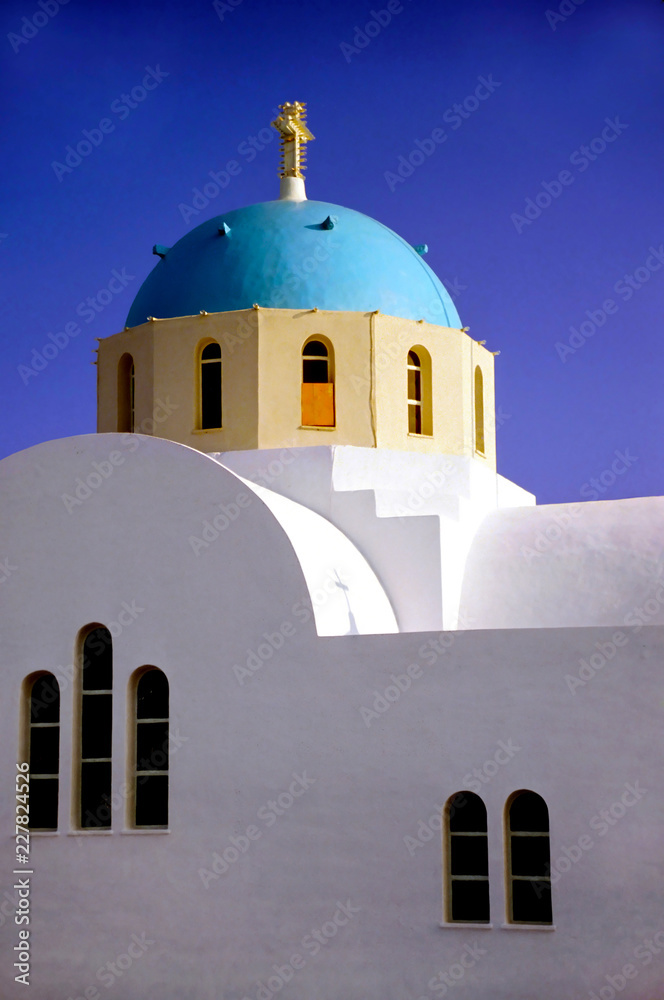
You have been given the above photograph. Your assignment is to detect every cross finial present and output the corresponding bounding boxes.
[271,102,315,201]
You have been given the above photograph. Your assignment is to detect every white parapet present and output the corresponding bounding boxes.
[213,445,536,632]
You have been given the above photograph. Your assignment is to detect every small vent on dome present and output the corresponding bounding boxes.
[153,244,171,258]
[413,244,428,256]
[306,215,338,232]
[218,222,231,237]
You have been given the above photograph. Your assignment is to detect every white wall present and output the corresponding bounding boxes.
[1,436,662,1000]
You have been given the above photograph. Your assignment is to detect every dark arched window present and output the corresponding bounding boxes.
[79,627,113,829]
[507,791,552,924]
[301,339,335,427]
[134,669,169,828]
[117,353,135,433]
[407,346,432,435]
[408,350,423,434]
[200,341,222,429]
[26,674,60,830]
[445,792,489,923]
[474,366,485,454]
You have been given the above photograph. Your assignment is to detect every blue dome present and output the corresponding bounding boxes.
[126,199,461,329]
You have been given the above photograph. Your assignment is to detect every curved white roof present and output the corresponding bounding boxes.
[0,434,397,639]
[459,497,664,629]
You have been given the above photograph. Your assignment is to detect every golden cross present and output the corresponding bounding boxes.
[271,102,315,179]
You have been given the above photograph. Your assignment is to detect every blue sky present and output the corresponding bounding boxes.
[1,0,662,503]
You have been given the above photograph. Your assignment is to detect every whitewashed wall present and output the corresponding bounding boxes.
[0,435,662,1000]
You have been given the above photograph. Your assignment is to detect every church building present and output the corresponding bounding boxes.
[1,102,663,1000]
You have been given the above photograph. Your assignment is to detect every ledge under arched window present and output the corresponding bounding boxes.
[78,626,113,829]
[474,365,485,454]
[407,346,432,435]
[301,338,335,427]
[132,668,169,829]
[506,791,552,925]
[199,341,222,430]
[444,791,489,923]
[25,673,60,830]
[117,353,135,433]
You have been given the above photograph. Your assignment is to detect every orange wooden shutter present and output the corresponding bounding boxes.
[301,383,334,426]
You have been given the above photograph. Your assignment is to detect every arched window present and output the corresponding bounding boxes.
[445,792,489,923]
[301,339,335,427]
[133,669,169,828]
[26,674,60,830]
[117,353,135,433]
[407,350,423,434]
[302,339,329,383]
[474,366,485,454]
[79,627,113,829]
[506,791,552,924]
[407,346,432,435]
[200,341,222,429]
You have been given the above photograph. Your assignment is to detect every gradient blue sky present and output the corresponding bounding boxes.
[2,0,662,503]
